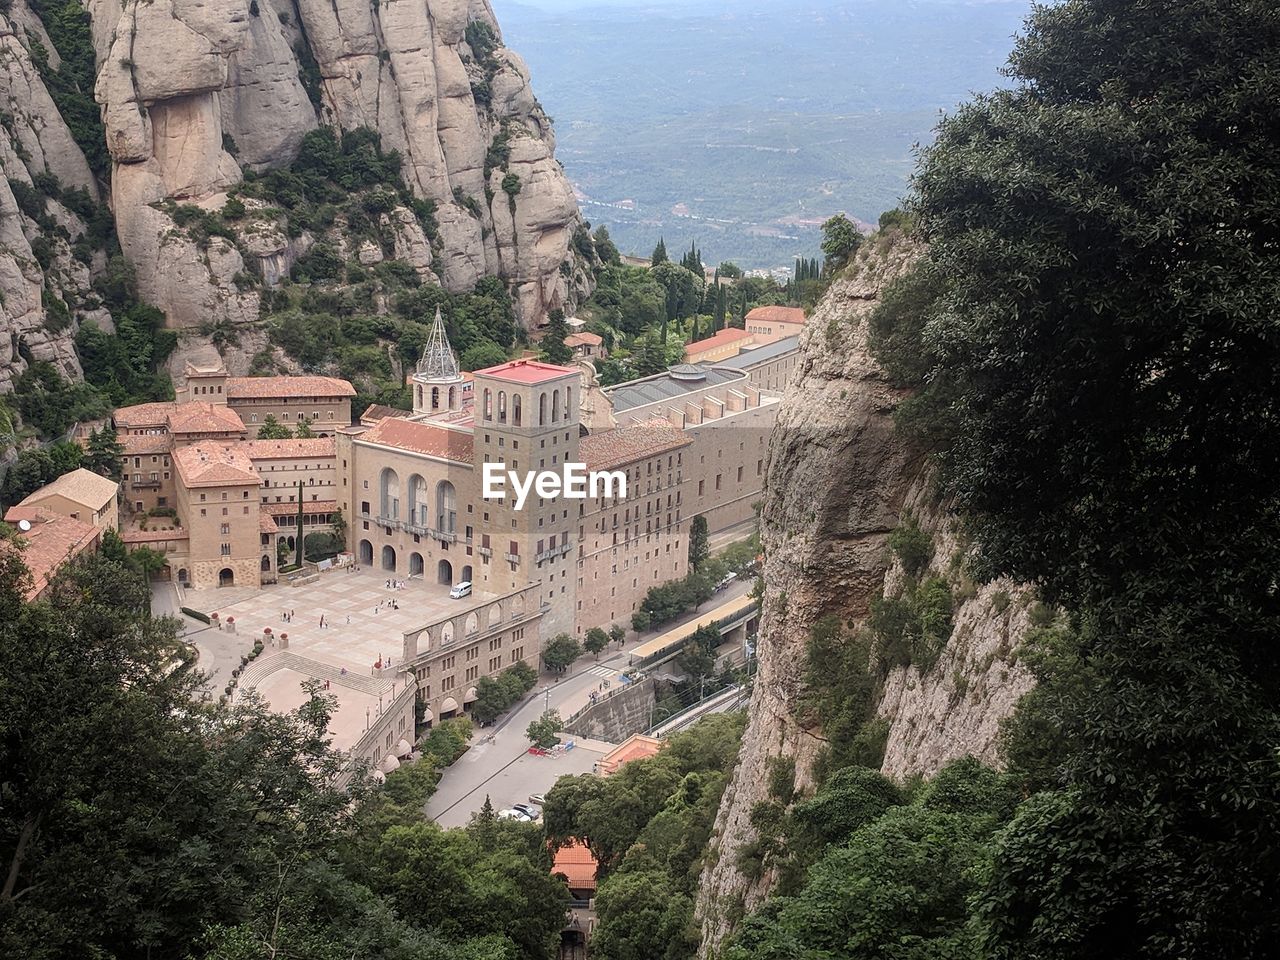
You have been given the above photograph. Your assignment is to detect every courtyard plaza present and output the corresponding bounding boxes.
[184,565,475,754]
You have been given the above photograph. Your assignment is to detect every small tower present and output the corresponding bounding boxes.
[412,308,464,415]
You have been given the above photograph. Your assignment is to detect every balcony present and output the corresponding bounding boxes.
[404,521,430,537]
[432,528,458,544]
[477,546,493,558]
[504,553,521,565]
[131,478,162,490]
[376,516,402,531]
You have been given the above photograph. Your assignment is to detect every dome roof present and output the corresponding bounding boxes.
[668,363,707,381]
[395,738,413,757]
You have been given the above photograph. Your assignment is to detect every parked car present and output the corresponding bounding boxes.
[449,581,472,599]
[498,808,532,822]
[528,793,547,805]
[512,803,541,821]
[717,572,737,590]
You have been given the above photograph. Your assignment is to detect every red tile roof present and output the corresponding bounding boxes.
[237,437,336,460]
[686,328,753,356]
[359,418,474,463]
[259,512,280,534]
[120,434,172,455]
[18,468,118,512]
[598,734,664,776]
[746,305,806,325]
[360,404,412,424]
[2,507,100,600]
[565,332,603,347]
[114,401,177,429]
[474,358,578,385]
[226,376,356,399]
[173,443,260,488]
[552,839,598,892]
[167,402,246,435]
[581,419,690,472]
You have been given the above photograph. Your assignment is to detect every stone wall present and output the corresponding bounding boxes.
[564,676,657,744]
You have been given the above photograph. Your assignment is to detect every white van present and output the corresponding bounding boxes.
[449,581,472,599]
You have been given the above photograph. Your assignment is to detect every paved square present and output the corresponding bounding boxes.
[185,568,495,751]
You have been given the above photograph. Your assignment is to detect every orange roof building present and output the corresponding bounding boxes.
[684,328,754,364]
[552,839,599,894]
[745,305,807,346]
[2,506,102,601]
[597,733,664,777]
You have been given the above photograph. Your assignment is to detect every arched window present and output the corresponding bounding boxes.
[552,389,561,422]
[436,480,457,534]
[431,386,440,410]
[513,394,522,426]
[416,385,423,409]
[539,392,547,425]
[408,474,428,526]
[448,385,457,409]
[379,468,400,520]
[565,385,572,416]
[483,389,493,421]
[498,391,507,424]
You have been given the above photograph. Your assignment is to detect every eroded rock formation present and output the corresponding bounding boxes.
[694,238,1035,951]
[2,0,588,397]
[87,0,586,333]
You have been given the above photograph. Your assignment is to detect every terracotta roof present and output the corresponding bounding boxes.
[18,468,118,512]
[2,507,100,600]
[598,734,664,776]
[226,376,356,399]
[259,512,280,534]
[167,401,245,436]
[552,839,598,892]
[359,418,474,464]
[120,528,187,544]
[360,404,412,424]
[173,443,260,488]
[237,437,336,460]
[474,358,577,385]
[746,305,806,325]
[685,328,753,358]
[581,419,690,472]
[114,401,177,429]
[262,500,338,517]
[565,332,603,347]
[120,434,172,455]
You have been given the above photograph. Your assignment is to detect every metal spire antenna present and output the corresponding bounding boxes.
[417,307,461,381]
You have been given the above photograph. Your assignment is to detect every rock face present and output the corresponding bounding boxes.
[88,0,587,334]
[0,4,103,394]
[694,238,1035,952]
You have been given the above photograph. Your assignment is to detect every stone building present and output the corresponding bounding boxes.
[744,304,806,344]
[14,468,119,533]
[172,443,264,589]
[177,361,356,438]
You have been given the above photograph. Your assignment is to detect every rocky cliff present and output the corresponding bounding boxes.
[2,0,587,396]
[695,237,1035,952]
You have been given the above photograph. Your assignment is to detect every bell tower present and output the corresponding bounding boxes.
[412,308,465,416]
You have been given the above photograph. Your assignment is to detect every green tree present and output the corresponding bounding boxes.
[541,632,581,674]
[257,414,293,440]
[609,624,626,647]
[525,711,563,750]
[84,426,124,481]
[688,515,709,569]
[866,1,1280,956]
[820,213,861,272]
[650,237,668,265]
[460,339,509,371]
[538,309,573,366]
[294,416,315,438]
[584,627,609,660]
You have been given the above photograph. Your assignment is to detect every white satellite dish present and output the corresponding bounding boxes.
[17,519,32,532]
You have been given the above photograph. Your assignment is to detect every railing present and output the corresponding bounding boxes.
[131,479,162,489]
[477,546,493,558]
[504,553,521,564]
[630,601,760,669]
[376,516,401,530]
